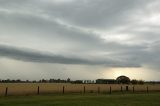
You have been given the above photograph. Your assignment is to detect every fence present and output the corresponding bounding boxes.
[0,83,160,96]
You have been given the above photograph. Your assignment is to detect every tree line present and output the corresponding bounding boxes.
[0,78,95,84]
[0,77,160,84]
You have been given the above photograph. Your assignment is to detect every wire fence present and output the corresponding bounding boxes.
[0,83,160,96]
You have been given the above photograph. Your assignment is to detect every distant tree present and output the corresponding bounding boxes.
[116,76,130,84]
[131,79,138,85]
[72,80,83,84]
[26,80,30,83]
[11,80,16,83]
[67,78,71,82]
[32,80,37,83]
[6,79,11,83]
[42,79,47,83]
[49,79,55,83]
[57,79,61,83]
[138,80,145,85]
[16,79,21,82]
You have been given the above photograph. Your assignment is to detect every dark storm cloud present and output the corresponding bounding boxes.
[0,44,91,64]
[0,44,141,67]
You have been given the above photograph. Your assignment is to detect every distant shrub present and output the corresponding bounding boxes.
[116,76,130,84]
[138,80,145,85]
[131,79,138,85]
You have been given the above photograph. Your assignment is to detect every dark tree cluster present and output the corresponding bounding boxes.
[0,78,72,83]
[0,78,94,84]
[0,76,159,84]
[0,79,24,83]
[116,76,146,85]
[131,79,145,85]
[38,78,69,83]
[116,76,131,84]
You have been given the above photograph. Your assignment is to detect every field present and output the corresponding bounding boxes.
[0,83,160,96]
[0,93,160,106]
[0,83,160,106]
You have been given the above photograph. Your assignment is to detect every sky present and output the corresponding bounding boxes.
[0,0,160,81]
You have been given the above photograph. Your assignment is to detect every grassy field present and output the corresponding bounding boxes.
[0,83,160,96]
[0,93,160,106]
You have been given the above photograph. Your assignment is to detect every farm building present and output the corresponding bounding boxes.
[96,79,116,84]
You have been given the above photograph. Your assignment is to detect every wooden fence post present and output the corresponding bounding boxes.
[83,86,85,94]
[110,86,112,94]
[126,86,129,91]
[63,86,65,94]
[5,87,8,96]
[37,86,40,95]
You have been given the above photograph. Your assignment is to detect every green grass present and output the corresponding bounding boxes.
[0,93,160,106]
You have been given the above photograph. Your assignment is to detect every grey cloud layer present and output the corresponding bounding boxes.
[0,44,91,65]
[0,44,141,67]
[0,0,160,71]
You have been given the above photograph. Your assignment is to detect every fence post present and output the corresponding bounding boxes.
[110,86,112,94]
[133,86,135,93]
[126,86,129,91]
[83,86,85,94]
[63,86,65,94]
[147,86,149,93]
[5,87,8,96]
[37,86,40,95]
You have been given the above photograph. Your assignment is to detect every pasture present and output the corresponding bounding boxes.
[0,93,160,106]
[0,83,160,96]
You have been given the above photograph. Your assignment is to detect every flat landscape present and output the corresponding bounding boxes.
[0,83,160,96]
[1,0,160,106]
[0,93,160,106]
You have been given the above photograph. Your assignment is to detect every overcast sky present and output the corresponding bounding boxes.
[0,0,160,81]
